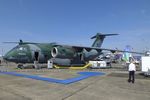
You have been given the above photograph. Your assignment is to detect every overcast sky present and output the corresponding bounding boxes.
[0,0,150,55]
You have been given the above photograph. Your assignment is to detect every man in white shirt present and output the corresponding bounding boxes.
[128,61,136,83]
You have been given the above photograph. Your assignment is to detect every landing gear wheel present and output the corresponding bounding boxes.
[32,65,35,69]
[17,64,24,69]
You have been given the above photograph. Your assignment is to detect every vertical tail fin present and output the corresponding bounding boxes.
[91,33,118,47]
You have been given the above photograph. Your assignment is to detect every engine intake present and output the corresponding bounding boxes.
[51,46,75,58]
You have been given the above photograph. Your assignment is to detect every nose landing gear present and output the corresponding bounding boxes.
[17,64,24,69]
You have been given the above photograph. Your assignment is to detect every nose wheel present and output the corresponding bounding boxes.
[17,64,24,69]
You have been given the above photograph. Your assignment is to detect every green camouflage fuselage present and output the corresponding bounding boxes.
[4,43,55,63]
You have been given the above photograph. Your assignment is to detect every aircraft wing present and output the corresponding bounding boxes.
[72,45,144,54]
[54,44,144,54]
[98,48,144,54]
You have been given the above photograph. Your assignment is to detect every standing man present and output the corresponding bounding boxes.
[128,61,136,83]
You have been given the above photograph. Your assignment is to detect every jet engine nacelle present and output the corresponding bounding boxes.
[51,46,75,59]
[79,49,99,61]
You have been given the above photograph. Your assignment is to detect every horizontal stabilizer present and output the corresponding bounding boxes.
[91,33,118,39]
[91,33,118,47]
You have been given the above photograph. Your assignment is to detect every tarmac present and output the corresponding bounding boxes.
[0,62,150,100]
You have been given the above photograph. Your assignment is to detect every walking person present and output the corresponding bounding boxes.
[128,61,136,83]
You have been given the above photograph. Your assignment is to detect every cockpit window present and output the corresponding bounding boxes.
[19,47,23,51]
[11,45,27,52]
[17,47,27,51]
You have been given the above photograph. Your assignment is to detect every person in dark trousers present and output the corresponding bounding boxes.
[128,61,136,83]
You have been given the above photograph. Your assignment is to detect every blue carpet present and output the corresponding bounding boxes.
[0,71,105,84]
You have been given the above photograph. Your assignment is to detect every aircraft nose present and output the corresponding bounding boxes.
[3,55,7,60]
[3,53,14,61]
[3,55,16,62]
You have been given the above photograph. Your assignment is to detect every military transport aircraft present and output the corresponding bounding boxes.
[3,33,143,68]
